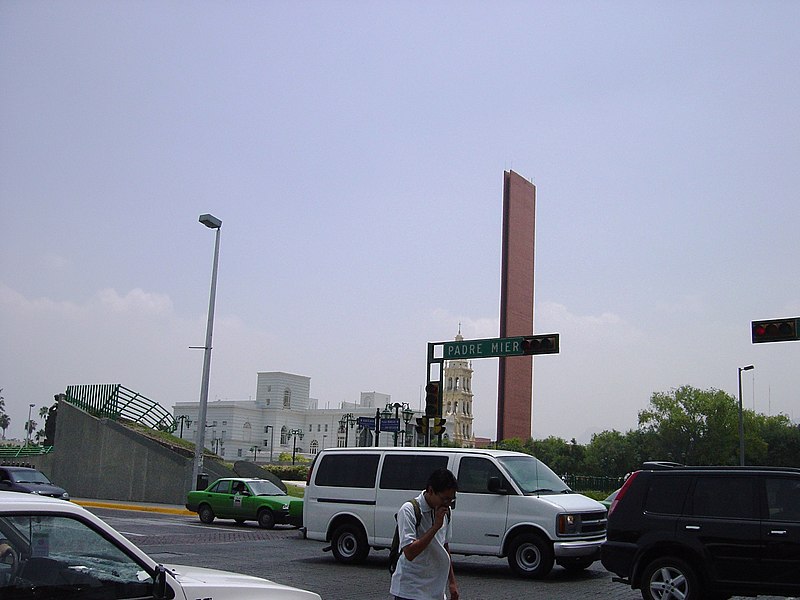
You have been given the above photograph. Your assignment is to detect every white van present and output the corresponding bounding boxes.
[303,447,606,578]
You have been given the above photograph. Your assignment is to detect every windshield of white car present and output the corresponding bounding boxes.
[497,455,572,495]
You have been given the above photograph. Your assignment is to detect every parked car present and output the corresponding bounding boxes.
[304,447,607,578]
[602,463,800,600]
[0,491,320,599]
[186,477,303,529]
[599,488,618,509]
[0,466,69,500]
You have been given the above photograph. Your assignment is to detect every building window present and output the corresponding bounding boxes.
[280,426,287,445]
[283,388,291,408]
[243,422,252,442]
[310,440,319,455]
[237,449,242,457]
[325,424,328,432]
[317,424,321,432]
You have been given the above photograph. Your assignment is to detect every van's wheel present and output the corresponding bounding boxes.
[330,522,369,564]
[198,504,215,524]
[507,532,554,578]
[641,556,699,600]
[257,508,275,529]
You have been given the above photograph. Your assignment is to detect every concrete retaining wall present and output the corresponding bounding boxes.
[26,400,234,505]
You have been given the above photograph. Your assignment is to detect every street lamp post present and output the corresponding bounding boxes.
[191,213,222,491]
[251,446,260,462]
[339,413,355,447]
[177,415,192,439]
[266,425,274,462]
[401,405,414,447]
[289,428,304,464]
[738,364,755,466]
[383,402,412,447]
[25,404,34,446]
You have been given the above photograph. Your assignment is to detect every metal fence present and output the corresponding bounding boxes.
[63,384,176,432]
[563,474,624,493]
[0,446,53,459]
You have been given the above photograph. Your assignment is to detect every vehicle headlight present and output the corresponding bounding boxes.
[61,492,70,500]
[557,513,580,535]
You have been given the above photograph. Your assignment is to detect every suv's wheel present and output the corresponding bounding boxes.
[507,532,554,578]
[197,504,215,524]
[641,557,699,600]
[330,522,369,564]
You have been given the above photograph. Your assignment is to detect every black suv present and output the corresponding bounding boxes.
[602,463,800,600]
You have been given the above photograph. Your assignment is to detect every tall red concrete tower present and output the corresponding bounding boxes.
[497,170,536,441]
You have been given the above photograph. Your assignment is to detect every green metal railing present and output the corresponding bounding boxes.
[0,446,54,459]
[63,384,177,433]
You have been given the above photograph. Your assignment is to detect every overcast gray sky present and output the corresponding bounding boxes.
[2,1,799,443]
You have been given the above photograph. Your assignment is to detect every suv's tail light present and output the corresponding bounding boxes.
[608,471,640,517]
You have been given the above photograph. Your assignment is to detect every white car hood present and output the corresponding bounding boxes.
[165,563,321,599]
[536,493,605,512]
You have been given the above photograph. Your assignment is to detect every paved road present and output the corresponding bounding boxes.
[84,503,791,600]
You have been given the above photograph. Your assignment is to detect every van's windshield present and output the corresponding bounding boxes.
[497,455,572,495]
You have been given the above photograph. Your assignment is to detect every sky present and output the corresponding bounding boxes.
[2,1,799,444]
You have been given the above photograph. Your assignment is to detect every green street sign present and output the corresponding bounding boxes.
[442,334,559,360]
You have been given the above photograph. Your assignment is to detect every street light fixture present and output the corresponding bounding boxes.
[738,364,754,466]
[338,413,356,447]
[289,428,304,464]
[383,402,412,447]
[191,213,222,491]
[251,446,260,462]
[176,415,192,439]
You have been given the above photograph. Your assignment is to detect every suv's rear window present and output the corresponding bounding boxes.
[379,454,449,490]
[314,454,380,488]
[644,475,691,514]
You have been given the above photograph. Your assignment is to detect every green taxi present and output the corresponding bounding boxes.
[186,477,303,529]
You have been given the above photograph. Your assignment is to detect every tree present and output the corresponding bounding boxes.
[583,430,639,477]
[638,386,740,465]
[24,419,37,444]
[0,389,7,439]
[0,413,9,439]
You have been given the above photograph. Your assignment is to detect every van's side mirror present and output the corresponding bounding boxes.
[153,564,168,600]
[487,477,507,494]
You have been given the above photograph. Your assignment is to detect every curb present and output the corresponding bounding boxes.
[74,499,195,516]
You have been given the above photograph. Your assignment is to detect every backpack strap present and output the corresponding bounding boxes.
[409,498,422,529]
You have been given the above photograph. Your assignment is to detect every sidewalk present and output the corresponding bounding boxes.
[73,498,194,515]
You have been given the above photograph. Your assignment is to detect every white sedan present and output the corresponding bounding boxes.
[0,491,321,599]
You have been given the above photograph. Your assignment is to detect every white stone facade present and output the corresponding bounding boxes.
[173,372,424,462]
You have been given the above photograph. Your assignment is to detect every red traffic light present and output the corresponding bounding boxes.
[521,334,560,355]
[751,318,799,343]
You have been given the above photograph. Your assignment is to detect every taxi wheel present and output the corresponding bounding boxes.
[198,504,215,524]
[257,508,275,529]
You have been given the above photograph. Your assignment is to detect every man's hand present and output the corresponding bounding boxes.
[433,505,450,530]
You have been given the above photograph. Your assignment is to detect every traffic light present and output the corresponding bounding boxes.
[432,418,446,436]
[521,334,560,355]
[415,417,427,435]
[752,318,800,344]
[424,382,440,417]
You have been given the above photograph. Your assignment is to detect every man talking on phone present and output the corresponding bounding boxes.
[390,467,460,600]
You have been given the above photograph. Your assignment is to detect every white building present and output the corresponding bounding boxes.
[173,372,425,462]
